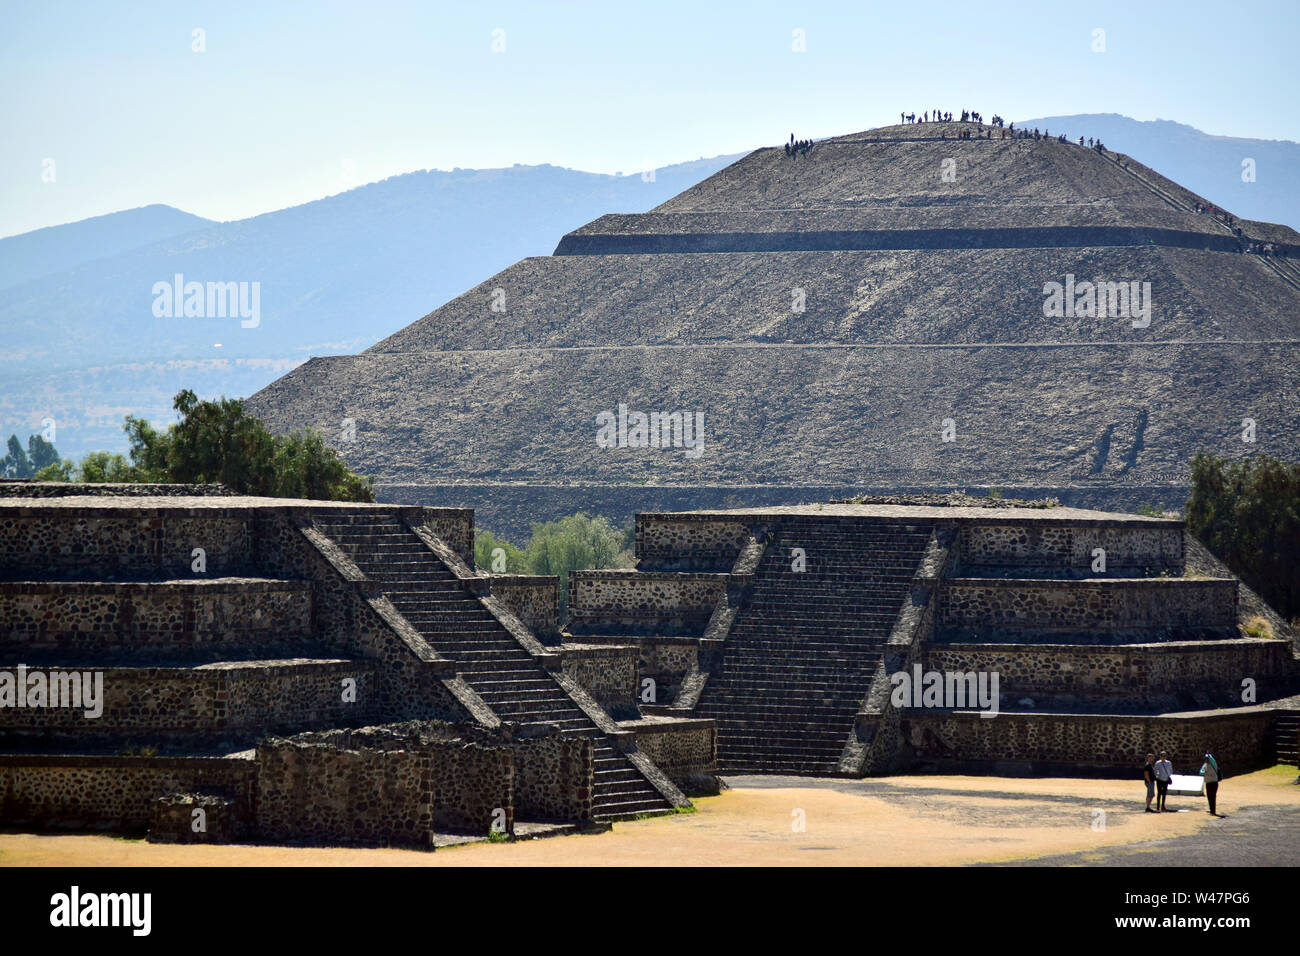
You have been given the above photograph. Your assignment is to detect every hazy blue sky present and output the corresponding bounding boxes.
[3,0,1297,237]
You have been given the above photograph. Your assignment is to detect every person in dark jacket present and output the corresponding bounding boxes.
[1142,753,1157,812]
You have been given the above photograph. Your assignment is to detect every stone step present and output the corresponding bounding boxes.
[398,608,496,621]
[387,596,484,609]
[406,625,505,639]
[461,667,549,681]
[592,799,674,821]
[703,680,869,698]
[719,647,884,662]
[477,693,579,711]
[595,767,647,783]
[318,531,415,543]
[757,554,925,567]
[357,568,458,581]
[718,741,844,757]
[718,766,839,776]
[704,712,859,730]
[774,522,932,534]
[743,588,910,602]
[718,741,845,760]
[729,626,894,639]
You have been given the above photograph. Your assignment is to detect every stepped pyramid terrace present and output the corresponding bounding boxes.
[1,483,1296,847]
[246,120,1300,536]
[568,500,1300,777]
[0,484,703,847]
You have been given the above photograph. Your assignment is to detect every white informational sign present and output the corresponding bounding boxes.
[1168,774,1205,796]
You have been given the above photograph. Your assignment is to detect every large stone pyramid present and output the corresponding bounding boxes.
[247,121,1300,534]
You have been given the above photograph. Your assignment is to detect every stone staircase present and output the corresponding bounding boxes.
[312,512,675,820]
[697,518,933,774]
[1277,711,1299,766]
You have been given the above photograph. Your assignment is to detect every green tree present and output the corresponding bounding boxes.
[34,460,74,481]
[123,414,169,482]
[26,434,60,473]
[119,390,374,501]
[1,435,32,478]
[472,514,636,621]
[473,528,527,573]
[2,433,66,479]
[163,389,280,492]
[522,513,635,619]
[1185,453,1300,620]
[75,451,134,482]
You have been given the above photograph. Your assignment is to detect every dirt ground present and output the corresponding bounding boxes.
[3,766,1297,867]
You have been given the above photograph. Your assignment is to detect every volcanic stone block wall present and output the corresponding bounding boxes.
[424,737,513,833]
[903,709,1275,775]
[253,723,595,843]
[0,753,256,830]
[635,516,753,568]
[490,575,560,638]
[0,482,235,499]
[0,579,312,661]
[0,510,254,577]
[924,640,1293,707]
[559,645,639,718]
[628,718,717,787]
[148,793,245,844]
[0,660,376,739]
[936,578,1239,634]
[254,735,439,848]
[511,731,595,823]
[568,571,728,633]
[637,637,700,702]
[956,522,1184,572]
[415,508,475,567]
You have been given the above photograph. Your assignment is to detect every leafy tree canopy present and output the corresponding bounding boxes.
[30,390,374,502]
[1185,453,1300,621]
[474,513,635,620]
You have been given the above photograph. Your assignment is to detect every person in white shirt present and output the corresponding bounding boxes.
[1153,751,1174,812]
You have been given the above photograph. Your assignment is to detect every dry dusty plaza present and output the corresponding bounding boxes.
[2,117,1300,882]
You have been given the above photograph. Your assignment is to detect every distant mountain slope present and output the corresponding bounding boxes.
[0,156,740,457]
[1016,114,1299,231]
[0,204,214,291]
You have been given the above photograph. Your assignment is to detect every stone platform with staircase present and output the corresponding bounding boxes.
[0,485,695,848]
[567,502,1300,779]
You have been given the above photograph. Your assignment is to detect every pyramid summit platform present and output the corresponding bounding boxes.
[246,120,1300,534]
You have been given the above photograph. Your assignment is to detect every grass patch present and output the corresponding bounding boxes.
[1242,615,1275,639]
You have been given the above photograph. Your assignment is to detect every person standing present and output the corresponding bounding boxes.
[1154,751,1174,811]
[1201,753,1221,816]
[1142,753,1157,812]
